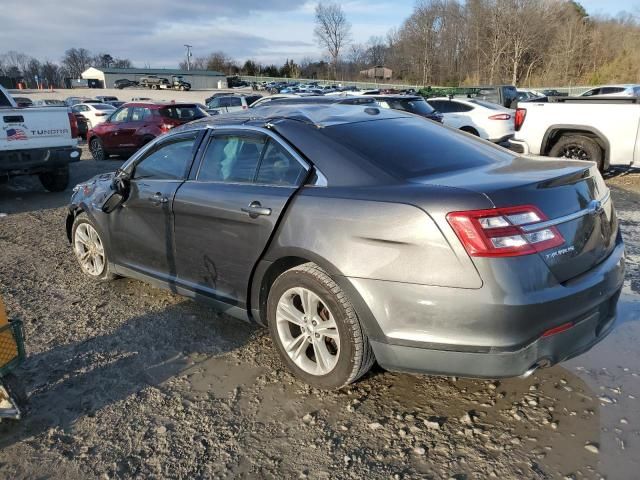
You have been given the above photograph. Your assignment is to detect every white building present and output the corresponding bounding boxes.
[81,67,227,89]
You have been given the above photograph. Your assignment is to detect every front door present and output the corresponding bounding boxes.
[173,130,309,306]
[109,132,200,280]
[101,106,131,150]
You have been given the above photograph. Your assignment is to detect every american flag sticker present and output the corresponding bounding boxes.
[6,128,28,141]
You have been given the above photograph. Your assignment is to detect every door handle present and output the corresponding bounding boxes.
[241,201,271,217]
[149,193,168,205]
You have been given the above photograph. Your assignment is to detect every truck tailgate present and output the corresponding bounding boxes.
[1,107,75,151]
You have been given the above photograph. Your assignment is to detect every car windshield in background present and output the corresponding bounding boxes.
[468,99,502,110]
[386,98,435,115]
[322,117,514,178]
[93,104,115,111]
[159,105,206,120]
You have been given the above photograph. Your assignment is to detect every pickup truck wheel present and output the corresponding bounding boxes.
[267,262,375,389]
[548,135,603,171]
[90,138,108,161]
[38,166,69,192]
[72,213,116,282]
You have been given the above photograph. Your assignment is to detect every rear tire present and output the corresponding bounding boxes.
[39,166,69,192]
[548,134,604,171]
[267,262,375,389]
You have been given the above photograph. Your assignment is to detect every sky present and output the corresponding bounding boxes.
[0,0,638,68]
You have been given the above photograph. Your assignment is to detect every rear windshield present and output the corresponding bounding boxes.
[159,105,206,120]
[322,117,514,178]
[93,104,115,110]
[385,98,435,115]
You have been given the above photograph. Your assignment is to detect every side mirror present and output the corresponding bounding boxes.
[101,174,129,213]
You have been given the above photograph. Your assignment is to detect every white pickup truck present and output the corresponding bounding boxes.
[509,97,639,171]
[1,85,81,192]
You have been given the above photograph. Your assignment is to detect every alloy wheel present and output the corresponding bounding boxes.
[90,139,104,160]
[74,223,106,276]
[275,287,340,376]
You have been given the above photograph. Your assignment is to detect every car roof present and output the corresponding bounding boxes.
[121,101,200,108]
[185,103,406,130]
[369,95,423,100]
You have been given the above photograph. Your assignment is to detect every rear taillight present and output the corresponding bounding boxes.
[67,112,79,138]
[488,113,511,120]
[514,108,526,131]
[160,123,175,133]
[242,105,248,110]
[446,206,564,257]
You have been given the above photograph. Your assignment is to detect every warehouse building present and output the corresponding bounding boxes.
[359,66,393,81]
[81,67,227,89]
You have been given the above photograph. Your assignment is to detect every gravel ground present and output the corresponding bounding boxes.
[0,153,638,479]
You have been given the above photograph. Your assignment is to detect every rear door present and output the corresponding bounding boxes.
[172,128,309,306]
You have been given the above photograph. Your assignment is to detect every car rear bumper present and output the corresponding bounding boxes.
[0,146,81,174]
[343,237,625,378]
[370,293,618,378]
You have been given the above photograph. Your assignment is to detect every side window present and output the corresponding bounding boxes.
[429,100,451,113]
[229,97,243,107]
[198,134,266,183]
[111,107,130,123]
[208,98,221,108]
[72,105,81,113]
[453,102,473,113]
[601,87,624,95]
[133,135,197,180]
[130,107,152,121]
[256,140,306,186]
[583,88,598,97]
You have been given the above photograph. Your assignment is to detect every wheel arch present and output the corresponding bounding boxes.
[249,250,385,341]
[541,125,610,170]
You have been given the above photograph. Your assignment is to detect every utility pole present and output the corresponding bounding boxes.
[184,45,193,71]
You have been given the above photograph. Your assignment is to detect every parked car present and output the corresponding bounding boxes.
[162,76,191,91]
[508,96,640,170]
[139,76,170,90]
[114,79,139,89]
[64,97,97,107]
[12,97,33,107]
[368,95,443,122]
[95,96,119,103]
[206,95,262,115]
[540,89,568,97]
[580,84,640,98]
[86,102,207,160]
[427,97,514,143]
[33,99,67,107]
[73,113,89,140]
[71,102,116,129]
[105,101,125,108]
[67,103,623,389]
[1,85,80,192]
[439,85,519,108]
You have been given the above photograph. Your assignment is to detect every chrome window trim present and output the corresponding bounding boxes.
[520,189,611,233]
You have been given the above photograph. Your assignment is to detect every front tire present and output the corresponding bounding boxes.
[39,166,69,192]
[267,263,375,389]
[90,137,107,161]
[548,134,604,171]
[71,213,116,282]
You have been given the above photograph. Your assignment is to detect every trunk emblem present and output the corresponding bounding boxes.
[545,245,576,260]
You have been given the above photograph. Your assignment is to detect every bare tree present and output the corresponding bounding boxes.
[62,48,93,78]
[314,2,351,79]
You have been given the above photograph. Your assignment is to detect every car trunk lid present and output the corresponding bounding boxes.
[415,156,617,283]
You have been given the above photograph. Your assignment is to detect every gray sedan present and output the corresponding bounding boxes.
[66,104,624,389]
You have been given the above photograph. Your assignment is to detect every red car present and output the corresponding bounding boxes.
[87,102,207,160]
